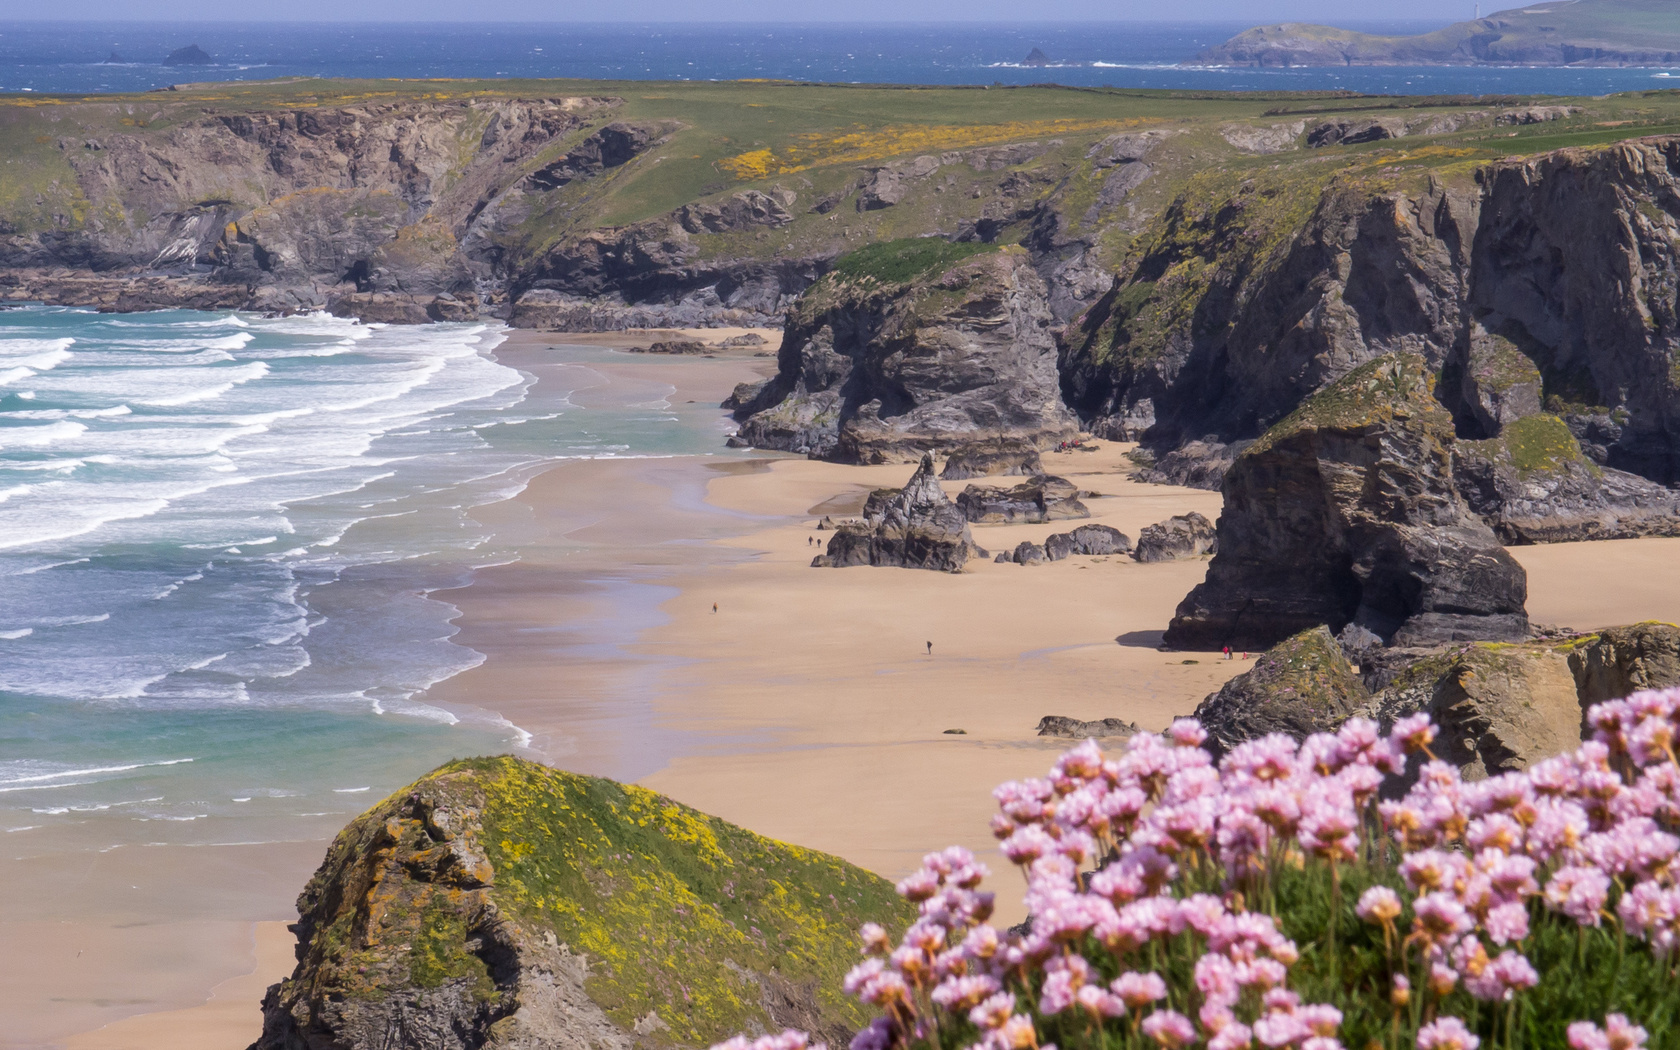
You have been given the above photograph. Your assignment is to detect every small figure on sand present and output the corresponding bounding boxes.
[712,602,718,614]
[926,640,933,655]
[1223,645,1232,660]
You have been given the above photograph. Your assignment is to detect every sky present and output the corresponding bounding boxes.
[1,1,1488,23]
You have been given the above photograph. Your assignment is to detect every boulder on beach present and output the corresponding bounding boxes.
[956,474,1088,524]
[1133,512,1216,563]
[1044,524,1131,560]
[1036,715,1138,738]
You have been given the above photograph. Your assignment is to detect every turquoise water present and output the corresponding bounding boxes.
[0,306,740,857]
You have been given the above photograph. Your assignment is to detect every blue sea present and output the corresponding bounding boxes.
[0,306,746,908]
[5,20,1680,98]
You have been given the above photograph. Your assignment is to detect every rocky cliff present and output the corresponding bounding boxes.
[1163,354,1529,651]
[250,756,910,1050]
[1064,136,1680,541]
[732,243,1077,463]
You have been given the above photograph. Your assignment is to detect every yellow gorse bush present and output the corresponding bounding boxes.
[719,117,1160,179]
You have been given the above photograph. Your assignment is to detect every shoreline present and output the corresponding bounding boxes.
[39,331,1680,1049]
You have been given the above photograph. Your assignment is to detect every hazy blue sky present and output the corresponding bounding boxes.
[6,1,1486,23]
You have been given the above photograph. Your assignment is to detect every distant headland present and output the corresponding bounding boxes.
[1188,0,1680,67]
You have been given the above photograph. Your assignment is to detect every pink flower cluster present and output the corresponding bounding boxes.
[709,687,1680,1050]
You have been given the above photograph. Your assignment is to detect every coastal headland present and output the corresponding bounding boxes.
[1192,0,1680,67]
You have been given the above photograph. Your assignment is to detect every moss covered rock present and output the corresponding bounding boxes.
[1191,626,1370,756]
[251,757,912,1050]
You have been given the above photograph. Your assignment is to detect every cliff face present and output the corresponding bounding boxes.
[1064,137,1680,528]
[733,245,1077,463]
[251,757,909,1050]
[0,82,1195,329]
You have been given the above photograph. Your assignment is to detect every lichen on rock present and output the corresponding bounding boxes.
[250,756,911,1050]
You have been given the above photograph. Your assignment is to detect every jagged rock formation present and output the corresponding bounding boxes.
[939,442,1044,480]
[1454,415,1680,543]
[734,247,1078,463]
[1132,512,1217,563]
[955,475,1087,524]
[1044,524,1131,560]
[249,756,909,1050]
[1164,354,1529,651]
[1130,440,1251,491]
[1192,626,1370,758]
[814,454,984,571]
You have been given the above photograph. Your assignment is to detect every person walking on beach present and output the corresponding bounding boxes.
[926,640,933,656]
[1223,645,1232,660]
[712,602,718,614]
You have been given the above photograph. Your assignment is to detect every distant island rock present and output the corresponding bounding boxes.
[103,51,126,64]
[1187,0,1680,67]
[1022,47,1053,67]
[162,44,213,67]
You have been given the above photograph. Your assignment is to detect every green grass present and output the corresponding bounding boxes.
[830,237,998,285]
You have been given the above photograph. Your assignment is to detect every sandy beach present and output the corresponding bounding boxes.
[41,328,1680,1049]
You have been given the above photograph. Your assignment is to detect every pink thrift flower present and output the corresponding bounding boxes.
[1111,971,1168,1010]
[848,1018,893,1050]
[1392,713,1437,754]
[968,993,1016,1031]
[1169,719,1208,748]
[1484,901,1530,945]
[1356,886,1402,924]
[1209,1024,1254,1050]
[1605,1014,1650,1050]
[1417,1016,1479,1050]
[1141,1010,1196,1049]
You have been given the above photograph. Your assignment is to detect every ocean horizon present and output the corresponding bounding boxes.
[5,19,1680,97]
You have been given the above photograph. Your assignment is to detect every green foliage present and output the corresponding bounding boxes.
[409,900,497,1000]
[830,238,999,285]
[455,757,914,1047]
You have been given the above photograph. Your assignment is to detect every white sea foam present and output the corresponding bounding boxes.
[0,756,193,789]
